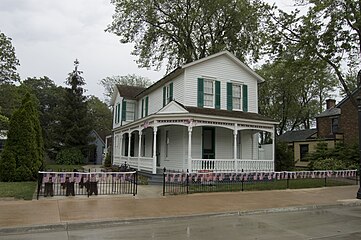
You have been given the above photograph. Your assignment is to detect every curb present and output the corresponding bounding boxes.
[1,200,361,235]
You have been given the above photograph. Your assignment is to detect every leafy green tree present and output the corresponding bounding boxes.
[268,0,361,107]
[0,92,44,181]
[0,31,20,84]
[99,74,151,103]
[0,83,22,127]
[21,77,65,156]
[56,60,92,155]
[87,96,112,134]
[257,54,337,134]
[107,0,272,70]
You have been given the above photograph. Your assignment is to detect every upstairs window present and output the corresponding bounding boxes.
[227,82,248,112]
[141,96,149,118]
[197,78,220,109]
[232,84,242,110]
[163,82,173,106]
[126,102,135,121]
[121,100,135,122]
[204,79,214,107]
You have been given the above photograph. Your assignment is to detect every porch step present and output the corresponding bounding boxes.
[138,171,164,185]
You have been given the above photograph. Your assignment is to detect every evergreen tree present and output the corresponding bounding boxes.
[0,92,44,181]
[57,59,92,155]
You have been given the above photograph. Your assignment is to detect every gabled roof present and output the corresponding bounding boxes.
[182,51,265,83]
[116,85,146,100]
[135,51,264,99]
[335,87,361,108]
[315,107,341,118]
[278,129,317,142]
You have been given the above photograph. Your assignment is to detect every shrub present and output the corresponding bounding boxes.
[56,148,84,165]
[103,153,111,168]
[275,141,295,171]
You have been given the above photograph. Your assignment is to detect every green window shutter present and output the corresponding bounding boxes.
[215,80,220,109]
[242,85,248,112]
[117,103,120,123]
[114,104,118,124]
[145,96,149,116]
[122,100,127,120]
[163,86,166,107]
[227,82,233,111]
[141,99,144,118]
[197,78,204,108]
[169,82,173,102]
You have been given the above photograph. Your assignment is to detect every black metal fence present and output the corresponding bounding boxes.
[163,170,358,195]
[37,171,137,199]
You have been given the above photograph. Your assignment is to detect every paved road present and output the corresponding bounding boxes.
[2,205,361,240]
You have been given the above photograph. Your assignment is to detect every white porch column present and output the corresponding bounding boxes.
[119,134,123,165]
[188,126,192,172]
[233,124,238,172]
[152,126,158,174]
[127,132,131,163]
[138,130,142,171]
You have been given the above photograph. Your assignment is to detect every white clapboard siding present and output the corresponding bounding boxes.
[161,126,186,171]
[240,130,253,159]
[190,127,202,159]
[183,54,258,113]
[215,128,233,159]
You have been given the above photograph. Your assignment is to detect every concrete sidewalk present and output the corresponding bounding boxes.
[0,185,360,233]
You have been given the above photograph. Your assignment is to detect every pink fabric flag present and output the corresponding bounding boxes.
[253,173,258,181]
[43,173,49,183]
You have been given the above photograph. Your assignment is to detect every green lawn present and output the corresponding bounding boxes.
[189,178,355,193]
[0,182,37,200]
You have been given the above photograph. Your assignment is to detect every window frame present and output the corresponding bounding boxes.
[125,101,135,121]
[203,79,215,108]
[232,83,242,111]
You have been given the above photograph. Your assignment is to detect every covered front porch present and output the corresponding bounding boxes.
[113,113,276,174]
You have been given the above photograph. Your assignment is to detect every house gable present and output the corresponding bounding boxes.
[157,101,189,114]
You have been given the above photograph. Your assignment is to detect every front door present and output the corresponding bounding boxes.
[202,127,215,159]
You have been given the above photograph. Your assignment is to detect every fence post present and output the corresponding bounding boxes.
[241,169,244,192]
[163,167,166,196]
[37,172,42,200]
[87,170,90,198]
[324,175,327,187]
[133,171,137,196]
[186,169,189,194]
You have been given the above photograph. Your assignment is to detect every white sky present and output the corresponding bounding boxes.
[0,0,297,101]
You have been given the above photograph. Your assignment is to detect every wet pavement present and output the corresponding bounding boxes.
[0,185,360,235]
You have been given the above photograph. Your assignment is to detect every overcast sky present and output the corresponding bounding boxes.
[0,0,297,101]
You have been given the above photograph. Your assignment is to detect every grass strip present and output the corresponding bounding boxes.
[0,182,37,200]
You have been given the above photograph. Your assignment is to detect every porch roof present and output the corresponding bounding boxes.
[183,106,277,123]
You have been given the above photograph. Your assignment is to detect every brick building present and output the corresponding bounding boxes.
[279,87,360,167]
[317,88,361,145]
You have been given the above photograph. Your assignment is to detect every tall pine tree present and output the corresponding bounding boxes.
[0,92,43,181]
[57,59,92,157]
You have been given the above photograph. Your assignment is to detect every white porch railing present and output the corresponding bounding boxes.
[192,159,274,173]
[118,156,154,172]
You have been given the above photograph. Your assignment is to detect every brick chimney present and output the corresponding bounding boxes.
[326,99,336,109]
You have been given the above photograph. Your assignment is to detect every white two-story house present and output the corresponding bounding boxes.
[111,51,277,174]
